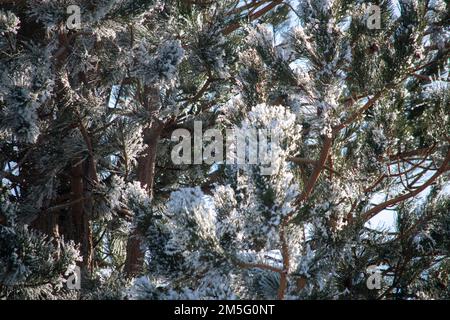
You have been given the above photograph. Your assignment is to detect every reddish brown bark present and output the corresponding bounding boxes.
[222,0,284,35]
[124,121,165,277]
[362,149,450,222]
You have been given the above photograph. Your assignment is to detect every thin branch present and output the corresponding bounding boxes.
[293,136,333,207]
[362,150,450,222]
[46,197,85,212]
[222,0,284,35]
[333,92,383,133]
[287,157,317,165]
[236,261,283,274]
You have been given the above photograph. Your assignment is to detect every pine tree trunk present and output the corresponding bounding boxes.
[124,120,164,277]
[70,160,94,271]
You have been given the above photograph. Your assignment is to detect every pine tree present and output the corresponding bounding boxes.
[0,0,449,300]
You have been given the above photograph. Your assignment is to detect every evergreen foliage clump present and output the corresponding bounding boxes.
[0,0,448,300]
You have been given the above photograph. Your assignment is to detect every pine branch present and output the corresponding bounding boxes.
[222,0,284,35]
[362,149,450,222]
[236,261,283,274]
